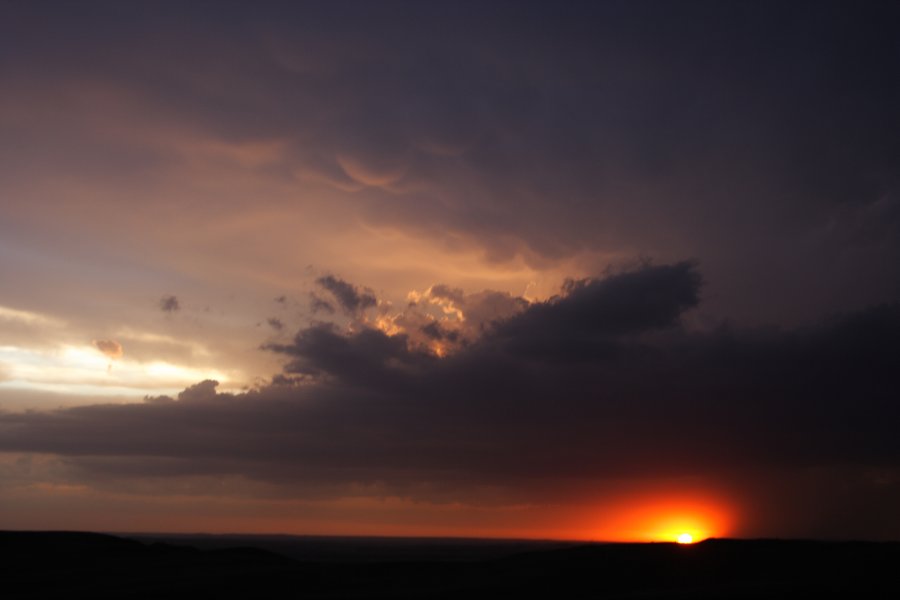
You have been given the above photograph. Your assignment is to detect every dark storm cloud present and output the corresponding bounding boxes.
[263,322,432,387]
[159,295,180,313]
[315,275,377,315]
[266,317,284,331]
[308,293,336,315]
[420,321,458,343]
[2,265,898,528]
[5,2,899,324]
[491,262,701,360]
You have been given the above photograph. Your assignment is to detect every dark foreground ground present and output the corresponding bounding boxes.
[2,531,899,599]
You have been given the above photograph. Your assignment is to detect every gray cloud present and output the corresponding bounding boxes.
[4,2,898,327]
[159,295,180,313]
[420,321,458,342]
[315,275,377,315]
[490,262,701,361]
[308,293,336,315]
[428,285,465,305]
[2,264,898,536]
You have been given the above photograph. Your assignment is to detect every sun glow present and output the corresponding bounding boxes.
[581,492,733,543]
[650,515,717,543]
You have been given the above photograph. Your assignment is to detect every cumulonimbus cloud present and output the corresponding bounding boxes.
[1,263,897,530]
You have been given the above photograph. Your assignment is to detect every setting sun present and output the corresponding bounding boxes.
[579,493,733,543]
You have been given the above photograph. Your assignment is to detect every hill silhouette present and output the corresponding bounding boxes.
[2,532,899,598]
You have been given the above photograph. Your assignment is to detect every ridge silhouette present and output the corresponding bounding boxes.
[2,531,899,598]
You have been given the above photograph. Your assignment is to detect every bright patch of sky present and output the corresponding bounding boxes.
[0,344,229,399]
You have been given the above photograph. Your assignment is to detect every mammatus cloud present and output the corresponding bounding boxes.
[2,264,899,537]
[159,295,180,313]
[2,3,898,333]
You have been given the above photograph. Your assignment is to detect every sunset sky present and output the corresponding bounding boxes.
[1,1,899,541]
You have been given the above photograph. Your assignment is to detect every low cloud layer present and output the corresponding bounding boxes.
[2,264,898,536]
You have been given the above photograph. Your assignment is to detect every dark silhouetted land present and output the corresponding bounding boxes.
[2,531,899,598]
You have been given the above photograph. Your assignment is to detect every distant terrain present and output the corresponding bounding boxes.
[2,531,899,598]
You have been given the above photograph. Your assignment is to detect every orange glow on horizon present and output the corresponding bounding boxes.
[576,492,735,543]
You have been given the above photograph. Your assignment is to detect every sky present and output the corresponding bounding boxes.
[1,0,899,541]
